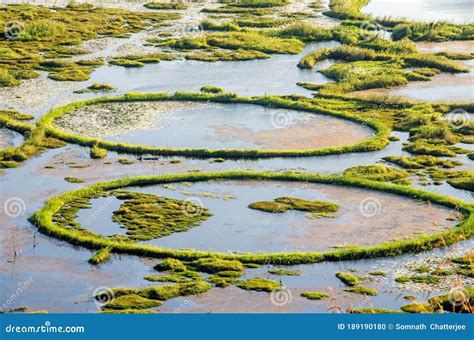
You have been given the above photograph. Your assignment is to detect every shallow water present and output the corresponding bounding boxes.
[0,128,23,148]
[74,180,457,253]
[0,2,473,314]
[58,101,373,150]
[88,41,340,97]
[362,0,474,24]
[355,59,474,102]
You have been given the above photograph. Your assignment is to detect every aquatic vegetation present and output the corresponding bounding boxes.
[111,191,212,241]
[325,0,369,20]
[392,22,474,42]
[235,278,281,292]
[249,196,339,217]
[369,271,387,276]
[154,258,188,272]
[189,258,245,275]
[343,164,409,183]
[118,158,134,165]
[344,287,378,296]
[88,246,112,265]
[144,275,191,283]
[395,275,440,285]
[102,294,163,310]
[109,53,176,68]
[447,176,474,192]
[185,49,269,62]
[64,176,85,184]
[74,83,115,94]
[144,2,188,10]
[400,303,433,313]
[300,292,329,300]
[90,144,108,159]
[221,0,289,8]
[31,171,474,265]
[200,86,224,94]
[0,4,180,86]
[336,272,359,286]
[268,269,301,276]
[39,92,390,159]
[348,308,402,314]
[383,156,462,169]
[0,112,64,168]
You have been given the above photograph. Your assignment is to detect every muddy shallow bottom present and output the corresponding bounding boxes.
[54,101,374,151]
[75,180,457,253]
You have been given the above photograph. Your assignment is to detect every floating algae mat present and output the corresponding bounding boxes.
[54,101,373,151]
[68,179,457,253]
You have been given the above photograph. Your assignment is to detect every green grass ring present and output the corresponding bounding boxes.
[31,170,474,265]
[38,92,391,159]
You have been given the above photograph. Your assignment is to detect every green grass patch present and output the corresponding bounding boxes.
[249,196,339,217]
[300,291,329,300]
[235,278,281,292]
[336,272,359,286]
[344,286,378,296]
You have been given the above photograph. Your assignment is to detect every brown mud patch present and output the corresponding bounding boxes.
[209,116,372,150]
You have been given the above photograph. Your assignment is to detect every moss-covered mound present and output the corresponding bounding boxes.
[344,164,409,184]
[111,191,212,241]
[249,196,339,217]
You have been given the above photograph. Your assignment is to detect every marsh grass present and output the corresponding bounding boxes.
[31,171,474,266]
[0,4,180,86]
[300,292,329,300]
[39,92,390,159]
[249,196,339,217]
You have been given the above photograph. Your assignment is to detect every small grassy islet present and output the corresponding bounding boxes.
[249,196,339,218]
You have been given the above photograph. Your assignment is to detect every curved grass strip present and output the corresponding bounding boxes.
[38,92,390,159]
[31,171,473,265]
